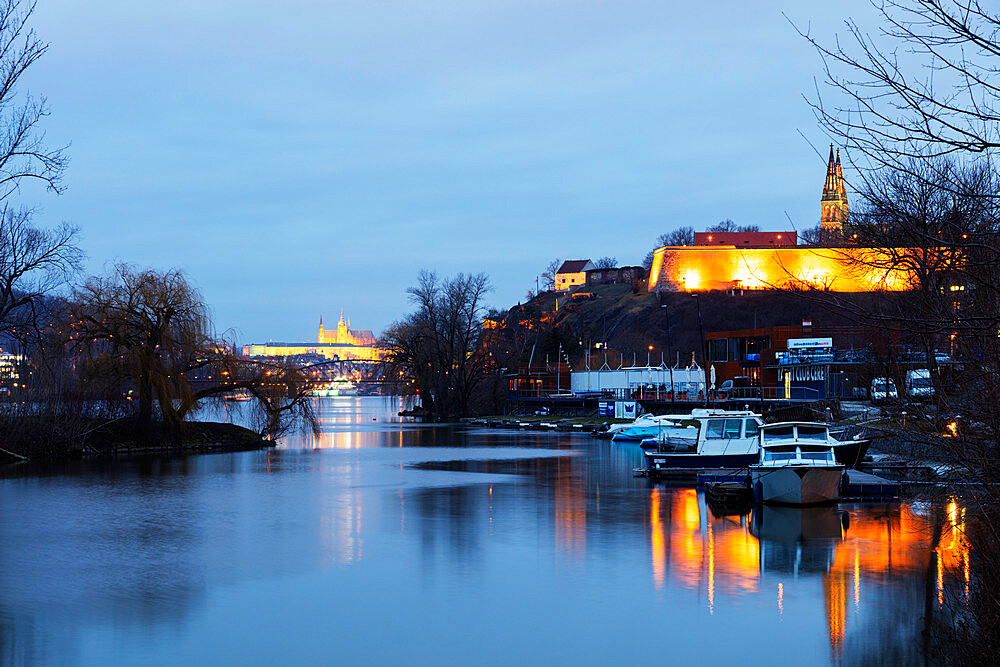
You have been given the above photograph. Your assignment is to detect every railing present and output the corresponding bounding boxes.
[722,386,821,400]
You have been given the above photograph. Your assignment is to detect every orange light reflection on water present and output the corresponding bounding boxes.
[645,494,970,660]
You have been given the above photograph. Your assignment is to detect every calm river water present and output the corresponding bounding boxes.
[0,397,964,665]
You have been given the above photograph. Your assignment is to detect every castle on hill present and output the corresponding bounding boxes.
[641,146,905,293]
[319,312,376,347]
[242,311,381,362]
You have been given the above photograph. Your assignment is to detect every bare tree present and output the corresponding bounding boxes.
[541,258,561,291]
[595,256,617,269]
[797,0,1000,186]
[0,1,66,201]
[0,1,77,342]
[706,219,759,233]
[380,271,494,419]
[643,226,695,268]
[70,264,212,427]
[0,207,81,342]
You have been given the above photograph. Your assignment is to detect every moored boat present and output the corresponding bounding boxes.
[610,414,686,442]
[750,422,845,505]
[643,409,763,471]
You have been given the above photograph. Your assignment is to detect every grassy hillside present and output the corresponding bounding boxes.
[514,284,869,366]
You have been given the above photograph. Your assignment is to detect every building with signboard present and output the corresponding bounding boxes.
[705,324,877,400]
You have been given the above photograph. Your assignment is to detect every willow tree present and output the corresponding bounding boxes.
[71,264,211,427]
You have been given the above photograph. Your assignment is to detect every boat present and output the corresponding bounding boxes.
[749,422,845,505]
[609,414,688,442]
[705,481,754,516]
[643,409,763,471]
[223,391,253,402]
[828,428,871,468]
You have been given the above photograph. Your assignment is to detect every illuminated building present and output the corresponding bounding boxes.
[0,349,21,391]
[318,311,376,347]
[821,145,849,238]
[646,148,919,293]
[555,259,595,291]
[242,311,382,362]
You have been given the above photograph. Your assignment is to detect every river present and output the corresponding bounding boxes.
[0,396,964,665]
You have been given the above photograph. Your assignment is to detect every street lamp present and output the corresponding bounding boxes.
[660,304,672,363]
[691,293,707,407]
[647,344,654,366]
[691,293,705,366]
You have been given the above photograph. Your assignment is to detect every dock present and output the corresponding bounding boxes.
[840,469,899,500]
[636,467,900,501]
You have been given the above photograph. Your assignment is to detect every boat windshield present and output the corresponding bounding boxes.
[798,445,835,462]
[744,419,760,439]
[762,425,794,442]
[797,425,828,441]
[705,419,725,439]
[763,445,797,462]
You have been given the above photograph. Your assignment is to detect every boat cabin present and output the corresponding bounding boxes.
[758,423,838,465]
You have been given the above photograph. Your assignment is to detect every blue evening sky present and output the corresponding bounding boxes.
[29,0,872,343]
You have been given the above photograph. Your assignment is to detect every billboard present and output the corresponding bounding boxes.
[787,337,833,350]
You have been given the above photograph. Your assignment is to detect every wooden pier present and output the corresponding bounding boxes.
[637,467,900,501]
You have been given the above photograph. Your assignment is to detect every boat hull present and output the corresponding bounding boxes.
[645,452,758,471]
[833,439,869,468]
[750,465,844,505]
[612,427,664,442]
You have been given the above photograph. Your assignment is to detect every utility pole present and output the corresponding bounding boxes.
[692,293,707,407]
[660,304,672,361]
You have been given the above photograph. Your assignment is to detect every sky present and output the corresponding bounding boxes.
[27,0,874,343]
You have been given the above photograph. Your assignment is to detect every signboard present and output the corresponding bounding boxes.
[614,401,638,419]
[779,366,827,399]
[598,401,614,417]
[787,337,833,350]
[780,366,827,382]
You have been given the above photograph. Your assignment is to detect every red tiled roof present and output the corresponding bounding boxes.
[557,259,592,273]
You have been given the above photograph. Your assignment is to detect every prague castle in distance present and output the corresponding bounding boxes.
[242,312,382,362]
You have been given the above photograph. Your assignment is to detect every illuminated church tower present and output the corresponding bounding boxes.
[317,311,377,347]
[821,145,849,241]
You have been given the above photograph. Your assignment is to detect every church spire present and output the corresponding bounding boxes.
[821,145,848,240]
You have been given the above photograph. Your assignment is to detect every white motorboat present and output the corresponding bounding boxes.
[749,422,845,505]
[609,414,687,442]
[643,409,763,470]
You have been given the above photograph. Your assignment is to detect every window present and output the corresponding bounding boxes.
[800,450,834,462]
[708,339,728,362]
[723,418,743,438]
[745,336,770,356]
[744,419,760,439]
[763,445,798,462]
[762,425,794,442]
[705,419,725,439]
[797,426,828,441]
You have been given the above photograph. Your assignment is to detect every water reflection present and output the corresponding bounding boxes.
[0,397,973,664]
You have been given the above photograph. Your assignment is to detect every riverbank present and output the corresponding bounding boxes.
[0,417,271,465]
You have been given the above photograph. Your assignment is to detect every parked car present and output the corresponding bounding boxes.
[870,377,897,404]
[906,369,934,400]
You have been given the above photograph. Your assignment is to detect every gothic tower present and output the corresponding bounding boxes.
[821,145,849,239]
[337,310,348,340]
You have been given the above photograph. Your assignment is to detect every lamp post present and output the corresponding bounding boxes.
[647,344,654,366]
[691,293,705,366]
[660,304,672,362]
[691,293,707,407]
